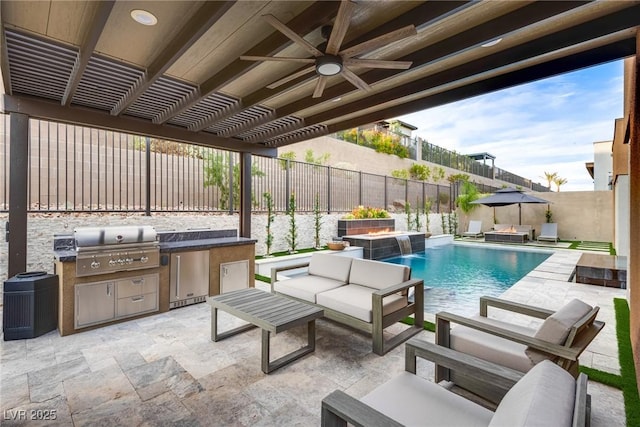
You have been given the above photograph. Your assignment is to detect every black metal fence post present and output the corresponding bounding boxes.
[145,136,151,216]
[327,165,332,214]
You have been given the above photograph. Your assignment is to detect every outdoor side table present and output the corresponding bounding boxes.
[207,288,324,374]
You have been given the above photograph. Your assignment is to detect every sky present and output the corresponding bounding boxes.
[396,60,624,192]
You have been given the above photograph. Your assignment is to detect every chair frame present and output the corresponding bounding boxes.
[462,220,483,238]
[537,223,559,243]
[321,338,590,427]
[271,262,425,356]
[435,296,603,402]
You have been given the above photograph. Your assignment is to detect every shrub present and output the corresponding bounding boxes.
[343,205,390,219]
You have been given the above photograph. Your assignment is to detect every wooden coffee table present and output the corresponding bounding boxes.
[207,288,324,373]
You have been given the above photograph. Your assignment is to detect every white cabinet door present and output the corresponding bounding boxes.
[75,281,115,328]
[220,260,249,293]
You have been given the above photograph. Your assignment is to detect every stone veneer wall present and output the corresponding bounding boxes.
[0,212,446,285]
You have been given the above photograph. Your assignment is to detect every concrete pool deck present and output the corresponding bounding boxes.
[0,246,627,426]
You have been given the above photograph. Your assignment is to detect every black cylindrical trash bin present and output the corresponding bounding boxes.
[3,272,58,340]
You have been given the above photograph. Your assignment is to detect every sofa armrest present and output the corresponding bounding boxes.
[479,296,554,319]
[321,390,402,427]
[436,311,580,361]
[374,278,424,298]
[270,262,311,291]
[405,338,523,390]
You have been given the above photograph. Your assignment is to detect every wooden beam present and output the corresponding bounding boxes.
[303,8,640,129]
[321,37,636,141]
[111,1,234,116]
[244,1,584,117]
[62,1,115,106]
[3,94,277,156]
[156,1,341,125]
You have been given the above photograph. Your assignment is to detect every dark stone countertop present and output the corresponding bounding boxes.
[53,229,256,262]
[159,236,256,252]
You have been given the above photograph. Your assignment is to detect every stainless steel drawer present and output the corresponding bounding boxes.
[117,292,158,317]
[116,274,158,298]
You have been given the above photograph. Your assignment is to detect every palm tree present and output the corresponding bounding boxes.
[553,176,568,191]
[542,171,558,190]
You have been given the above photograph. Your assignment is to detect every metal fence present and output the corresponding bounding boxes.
[0,115,455,214]
[332,127,550,192]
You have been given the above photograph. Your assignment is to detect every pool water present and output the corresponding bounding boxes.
[384,244,551,316]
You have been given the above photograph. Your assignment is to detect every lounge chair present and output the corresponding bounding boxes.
[321,338,590,427]
[538,223,559,243]
[462,220,483,238]
[435,296,604,403]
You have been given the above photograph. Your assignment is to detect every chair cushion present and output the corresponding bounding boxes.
[450,316,537,372]
[361,372,494,427]
[308,252,353,283]
[317,284,407,322]
[273,275,345,303]
[348,258,410,290]
[489,360,575,427]
[525,299,593,364]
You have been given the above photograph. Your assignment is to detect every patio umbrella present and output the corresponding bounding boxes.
[471,188,549,225]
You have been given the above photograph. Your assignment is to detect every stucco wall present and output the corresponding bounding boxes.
[461,190,614,243]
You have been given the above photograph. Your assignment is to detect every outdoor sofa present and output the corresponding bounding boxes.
[322,338,590,427]
[435,296,604,402]
[271,253,424,355]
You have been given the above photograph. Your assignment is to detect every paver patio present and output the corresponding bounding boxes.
[0,247,626,426]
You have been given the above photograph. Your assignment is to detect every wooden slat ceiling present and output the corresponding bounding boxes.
[1,0,639,157]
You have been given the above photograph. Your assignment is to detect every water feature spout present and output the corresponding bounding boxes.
[395,235,412,255]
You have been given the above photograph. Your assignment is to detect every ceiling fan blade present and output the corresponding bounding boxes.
[313,76,328,98]
[266,65,316,89]
[339,25,417,58]
[240,55,315,64]
[326,0,355,55]
[341,67,371,92]
[343,58,412,70]
[263,14,324,57]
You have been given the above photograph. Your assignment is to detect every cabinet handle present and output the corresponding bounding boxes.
[132,278,144,285]
[175,255,181,299]
[131,296,145,302]
[107,283,112,297]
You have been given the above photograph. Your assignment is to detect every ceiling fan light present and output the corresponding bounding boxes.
[316,55,343,76]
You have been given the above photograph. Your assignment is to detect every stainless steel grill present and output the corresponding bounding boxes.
[74,226,160,277]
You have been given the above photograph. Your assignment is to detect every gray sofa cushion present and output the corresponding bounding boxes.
[525,299,593,364]
[317,284,407,322]
[308,253,353,283]
[450,316,537,372]
[361,371,494,427]
[348,258,410,290]
[274,276,345,303]
[489,360,575,427]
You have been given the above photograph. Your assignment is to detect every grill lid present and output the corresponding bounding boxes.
[74,225,157,247]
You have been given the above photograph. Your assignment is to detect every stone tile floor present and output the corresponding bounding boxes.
[0,247,627,426]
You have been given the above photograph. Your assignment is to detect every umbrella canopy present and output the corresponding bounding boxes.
[471,188,549,225]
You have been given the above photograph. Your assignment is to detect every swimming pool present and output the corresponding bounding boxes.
[384,244,551,316]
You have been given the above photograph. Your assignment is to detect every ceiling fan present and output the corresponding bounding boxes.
[240,0,417,98]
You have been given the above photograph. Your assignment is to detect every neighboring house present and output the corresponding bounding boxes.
[586,140,613,190]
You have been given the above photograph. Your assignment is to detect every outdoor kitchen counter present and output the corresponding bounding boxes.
[52,229,256,336]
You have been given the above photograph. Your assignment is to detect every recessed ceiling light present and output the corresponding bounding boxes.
[130,9,157,26]
[481,38,502,48]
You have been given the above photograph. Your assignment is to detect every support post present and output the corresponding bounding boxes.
[239,152,252,238]
[145,136,151,216]
[8,113,29,277]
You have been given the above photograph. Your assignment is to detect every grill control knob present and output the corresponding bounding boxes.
[126,258,134,264]
[109,260,116,266]
[140,256,149,263]
[117,259,125,265]
[90,260,100,269]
